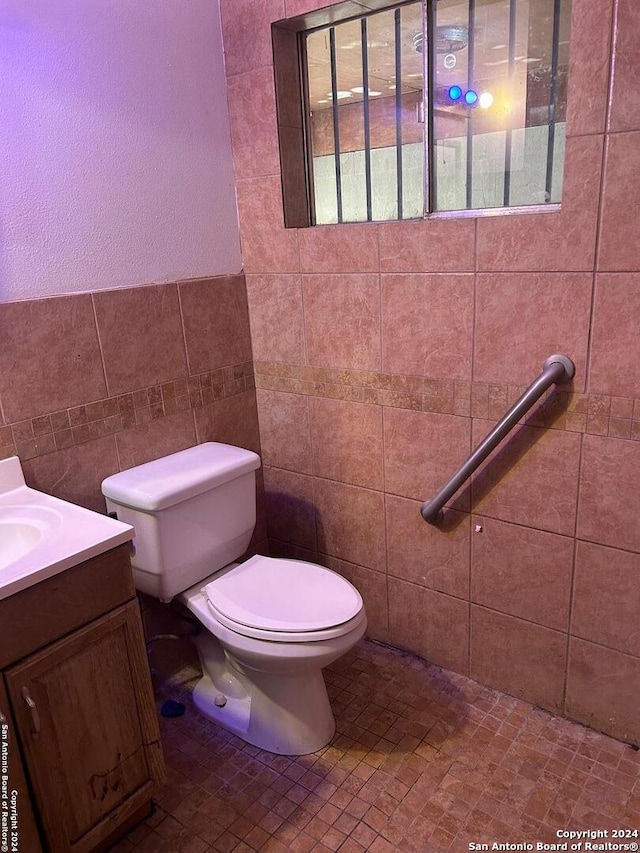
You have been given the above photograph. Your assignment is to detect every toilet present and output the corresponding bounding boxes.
[101,442,367,755]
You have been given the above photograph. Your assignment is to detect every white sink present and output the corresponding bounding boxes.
[0,457,133,600]
[0,506,62,569]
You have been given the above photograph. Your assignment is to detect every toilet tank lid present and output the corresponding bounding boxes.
[101,442,261,511]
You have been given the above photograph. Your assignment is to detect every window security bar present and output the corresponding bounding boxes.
[420,354,575,525]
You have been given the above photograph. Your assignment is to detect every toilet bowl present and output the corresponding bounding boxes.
[101,442,367,755]
[182,556,366,754]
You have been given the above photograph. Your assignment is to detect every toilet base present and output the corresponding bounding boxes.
[192,648,336,755]
[192,667,336,755]
[192,672,252,736]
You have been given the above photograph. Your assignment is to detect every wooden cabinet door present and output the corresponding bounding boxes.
[6,601,164,853]
[0,678,42,852]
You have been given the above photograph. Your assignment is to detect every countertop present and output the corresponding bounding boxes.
[0,456,134,601]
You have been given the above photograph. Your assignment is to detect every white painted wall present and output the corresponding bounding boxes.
[0,0,241,302]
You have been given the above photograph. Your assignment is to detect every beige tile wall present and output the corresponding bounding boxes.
[0,276,264,538]
[220,0,640,744]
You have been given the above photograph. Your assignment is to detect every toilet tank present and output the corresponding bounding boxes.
[101,443,261,600]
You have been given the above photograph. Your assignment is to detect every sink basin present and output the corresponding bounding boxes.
[0,456,133,599]
[0,505,62,569]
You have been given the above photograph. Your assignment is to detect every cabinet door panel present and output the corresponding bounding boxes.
[0,678,42,852]
[6,601,163,853]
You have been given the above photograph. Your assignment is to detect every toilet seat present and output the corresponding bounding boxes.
[202,555,365,643]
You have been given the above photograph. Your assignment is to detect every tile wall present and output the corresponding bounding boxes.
[0,275,265,544]
[221,0,640,744]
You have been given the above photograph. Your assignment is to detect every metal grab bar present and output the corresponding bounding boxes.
[421,354,575,525]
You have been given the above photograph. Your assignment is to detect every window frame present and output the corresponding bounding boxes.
[272,0,565,228]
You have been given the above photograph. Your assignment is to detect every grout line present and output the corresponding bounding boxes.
[242,275,256,369]
[304,382,319,555]
[278,265,640,276]
[562,534,580,713]
[380,406,391,641]
[471,220,479,384]
[175,280,193,378]
[113,424,124,472]
[382,547,391,642]
[557,0,621,708]
[299,270,310,370]
[562,428,588,709]
[572,433,586,544]
[90,292,111,399]
[583,150,607,394]
[469,218,479,678]
[605,0,620,136]
[377,231,383,376]
[468,510,474,678]
[294,222,302,275]
[191,407,200,446]
[583,0,619,391]
[377,243,389,625]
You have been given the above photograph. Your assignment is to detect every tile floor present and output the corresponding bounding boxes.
[114,640,640,853]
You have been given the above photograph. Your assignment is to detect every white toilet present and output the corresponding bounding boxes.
[101,442,367,755]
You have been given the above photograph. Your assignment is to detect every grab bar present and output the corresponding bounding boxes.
[421,354,575,525]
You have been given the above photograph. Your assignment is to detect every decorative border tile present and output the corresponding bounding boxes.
[6,357,634,465]
[0,362,254,463]
[254,361,639,442]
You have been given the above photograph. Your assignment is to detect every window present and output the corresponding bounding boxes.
[272,0,572,226]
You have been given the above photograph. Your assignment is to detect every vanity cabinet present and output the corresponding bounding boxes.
[0,679,41,852]
[0,545,164,853]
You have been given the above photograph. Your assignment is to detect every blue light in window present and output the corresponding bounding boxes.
[464,89,478,105]
[448,85,463,101]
